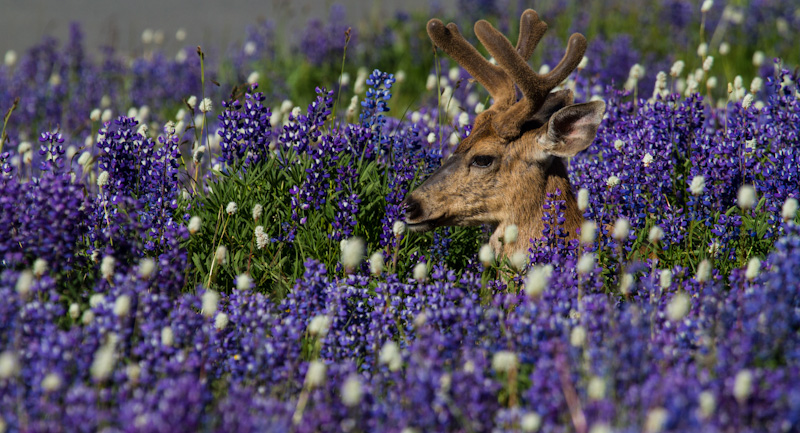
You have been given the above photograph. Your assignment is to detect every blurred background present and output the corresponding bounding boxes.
[0,0,797,141]
[0,0,456,55]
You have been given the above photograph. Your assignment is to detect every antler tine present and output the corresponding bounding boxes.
[515,9,548,61]
[427,19,516,109]
[475,18,587,139]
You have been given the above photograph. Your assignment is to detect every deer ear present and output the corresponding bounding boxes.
[541,101,605,157]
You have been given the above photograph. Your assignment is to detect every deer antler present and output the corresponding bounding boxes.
[428,9,587,140]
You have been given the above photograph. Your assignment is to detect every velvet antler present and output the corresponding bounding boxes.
[428,9,587,140]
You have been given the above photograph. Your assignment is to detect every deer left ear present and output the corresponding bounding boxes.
[541,101,606,157]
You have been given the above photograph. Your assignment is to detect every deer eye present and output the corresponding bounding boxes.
[471,155,494,168]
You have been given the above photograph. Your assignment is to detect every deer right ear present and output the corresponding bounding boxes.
[541,100,606,158]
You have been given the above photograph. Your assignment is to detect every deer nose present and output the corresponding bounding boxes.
[403,196,423,220]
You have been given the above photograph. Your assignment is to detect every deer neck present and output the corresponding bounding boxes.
[490,157,582,256]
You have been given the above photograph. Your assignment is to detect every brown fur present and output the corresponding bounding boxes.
[404,10,605,256]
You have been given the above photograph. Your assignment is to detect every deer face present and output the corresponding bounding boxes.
[403,11,605,253]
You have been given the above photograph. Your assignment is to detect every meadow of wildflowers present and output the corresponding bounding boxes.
[1,1,800,432]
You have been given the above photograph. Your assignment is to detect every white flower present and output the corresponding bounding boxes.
[698,391,716,418]
[199,98,213,113]
[0,351,19,379]
[587,376,606,401]
[393,220,407,237]
[458,112,469,127]
[41,372,62,392]
[127,364,141,382]
[703,56,714,72]
[425,74,437,91]
[745,257,761,280]
[141,28,154,44]
[642,153,654,167]
[192,145,206,164]
[782,197,798,222]
[580,220,596,244]
[136,123,148,137]
[161,327,174,347]
[90,108,101,122]
[215,245,227,264]
[719,42,730,55]
[215,312,229,330]
[644,407,668,433]
[252,204,263,221]
[491,350,518,373]
[670,60,685,78]
[612,218,630,241]
[202,290,219,318]
[690,175,706,196]
[187,95,197,110]
[341,374,364,407]
[570,326,587,347]
[478,244,494,266]
[97,170,110,187]
[504,225,519,244]
[449,132,459,146]
[521,412,542,432]
[101,256,115,280]
[577,188,589,212]
[188,216,202,234]
[648,225,664,243]
[113,294,131,317]
[101,108,113,123]
[379,341,402,371]
[606,175,620,188]
[369,251,384,275]
[733,369,753,403]
[734,75,743,90]
[448,66,460,82]
[305,360,327,388]
[247,71,260,84]
[255,226,269,249]
[341,237,365,269]
[752,51,765,67]
[737,185,756,209]
[236,273,252,290]
[525,265,552,298]
[619,273,634,295]
[475,102,485,114]
[225,201,238,215]
[667,292,691,321]
[701,0,713,12]
[138,258,156,279]
[81,310,95,325]
[750,77,763,94]
[15,270,33,298]
[395,70,406,83]
[707,76,718,89]
[426,132,436,144]
[510,252,527,271]
[69,303,80,319]
[589,423,612,433]
[697,42,708,57]
[4,50,17,67]
[175,28,187,41]
[613,139,625,151]
[696,259,712,283]
[660,269,673,289]
[577,253,595,275]
[413,262,427,282]
[742,94,754,109]
[308,315,331,337]
[90,342,115,381]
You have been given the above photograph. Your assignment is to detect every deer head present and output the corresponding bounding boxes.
[403,9,605,256]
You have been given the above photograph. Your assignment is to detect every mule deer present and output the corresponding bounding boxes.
[403,9,605,257]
